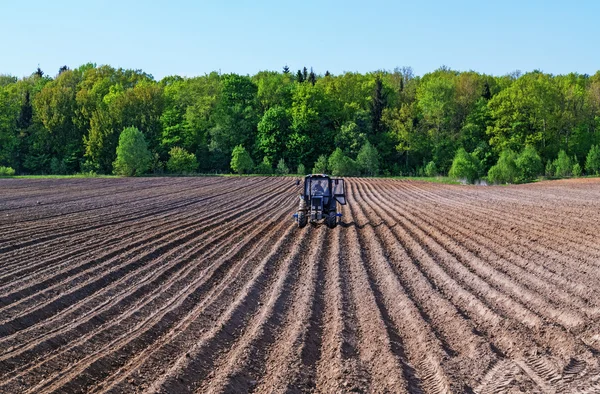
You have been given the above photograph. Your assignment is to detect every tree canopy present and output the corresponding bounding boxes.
[1,65,600,178]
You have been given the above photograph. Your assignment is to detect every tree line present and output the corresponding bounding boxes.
[1,64,600,181]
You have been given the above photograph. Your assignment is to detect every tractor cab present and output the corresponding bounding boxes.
[294,174,346,228]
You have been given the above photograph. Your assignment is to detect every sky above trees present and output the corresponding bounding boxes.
[1,0,599,80]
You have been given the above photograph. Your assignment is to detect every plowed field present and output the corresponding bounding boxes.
[1,177,600,393]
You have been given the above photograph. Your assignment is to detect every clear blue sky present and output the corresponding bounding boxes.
[1,0,598,80]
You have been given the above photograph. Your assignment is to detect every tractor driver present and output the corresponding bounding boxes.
[312,181,325,195]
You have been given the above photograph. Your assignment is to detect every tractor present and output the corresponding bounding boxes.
[293,174,346,228]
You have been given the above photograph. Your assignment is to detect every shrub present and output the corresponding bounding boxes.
[113,126,152,176]
[586,144,600,175]
[449,148,481,184]
[230,145,254,174]
[553,150,573,178]
[297,163,306,175]
[424,161,438,177]
[312,155,328,174]
[487,149,519,184]
[573,162,582,177]
[515,145,543,182]
[328,148,359,176]
[50,157,68,175]
[255,157,272,174]
[167,147,198,173]
[276,158,289,175]
[0,166,15,176]
[545,160,555,177]
[356,141,379,176]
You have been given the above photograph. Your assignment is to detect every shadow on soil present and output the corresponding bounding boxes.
[339,221,397,229]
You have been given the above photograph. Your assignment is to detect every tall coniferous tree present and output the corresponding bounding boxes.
[308,68,316,86]
[371,76,386,135]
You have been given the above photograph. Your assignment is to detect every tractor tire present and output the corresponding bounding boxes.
[298,211,308,228]
[298,198,308,228]
[326,201,338,229]
[326,213,337,229]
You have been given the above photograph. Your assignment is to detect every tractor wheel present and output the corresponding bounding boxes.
[326,201,338,229]
[326,213,337,229]
[298,211,308,228]
[298,198,308,228]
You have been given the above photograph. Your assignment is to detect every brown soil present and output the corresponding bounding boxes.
[1,176,600,393]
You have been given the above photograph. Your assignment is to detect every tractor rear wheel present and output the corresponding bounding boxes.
[298,211,308,228]
[326,201,338,229]
[326,213,337,229]
[298,198,308,228]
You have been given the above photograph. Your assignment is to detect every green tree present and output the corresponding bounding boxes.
[230,144,254,174]
[297,163,306,175]
[356,141,380,176]
[167,147,198,173]
[515,145,543,181]
[573,162,582,177]
[257,106,291,164]
[487,149,519,184]
[329,148,359,176]
[255,156,272,174]
[449,148,481,184]
[210,74,258,163]
[276,158,289,174]
[113,126,152,176]
[424,161,438,177]
[312,154,328,174]
[0,166,15,176]
[545,160,555,177]
[553,150,573,177]
[585,145,600,175]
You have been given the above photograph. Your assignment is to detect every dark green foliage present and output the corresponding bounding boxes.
[371,76,386,135]
[487,149,518,184]
[545,160,555,177]
[449,148,481,184]
[167,147,198,173]
[17,91,33,129]
[283,65,290,74]
[230,144,254,174]
[113,126,152,176]
[50,157,68,175]
[308,68,316,86]
[586,145,600,175]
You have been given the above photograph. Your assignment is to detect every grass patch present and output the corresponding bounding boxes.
[385,176,462,185]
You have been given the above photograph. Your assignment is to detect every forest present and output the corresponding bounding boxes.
[1,64,600,181]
